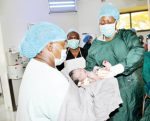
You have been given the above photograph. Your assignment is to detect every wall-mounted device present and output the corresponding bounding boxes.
[6,48,29,111]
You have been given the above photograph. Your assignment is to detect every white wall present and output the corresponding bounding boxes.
[77,0,101,35]
[0,22,12,110]
[0,0,78,50]
[108,0,147,8]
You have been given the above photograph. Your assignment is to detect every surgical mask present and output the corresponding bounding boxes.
[67,39,79,49]
[100,23,116,38]
[55,49,67,66]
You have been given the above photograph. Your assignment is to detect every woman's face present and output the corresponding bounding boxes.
[99,16,116,25]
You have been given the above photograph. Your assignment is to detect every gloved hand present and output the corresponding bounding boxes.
[102,60,112,70]
[97,68,110,79]
[103,64,124,78]
[93,66,101,73]
[87,71,102,81]
[93,63,111,79]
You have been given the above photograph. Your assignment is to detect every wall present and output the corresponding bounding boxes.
[0,22,12,110]
[0,0,78,50]
[77,0,101,35]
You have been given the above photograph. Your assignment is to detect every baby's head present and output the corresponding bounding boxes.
[69,68,87,85]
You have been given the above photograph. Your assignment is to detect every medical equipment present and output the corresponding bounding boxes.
[7,48,29,110]
[7,48,28,79]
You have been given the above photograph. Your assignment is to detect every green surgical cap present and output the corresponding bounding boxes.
[98,3,120,21]
[19,22,66,59]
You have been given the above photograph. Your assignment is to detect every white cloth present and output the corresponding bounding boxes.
[61,52,86,81]
[16,59,69,121]
[58,77,123,121]
[61,57,86,82]
[99,64,124,78]
[63,50,86,74]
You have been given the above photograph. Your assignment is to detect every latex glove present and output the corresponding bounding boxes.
[93,66,101,73]
[102,60,112,70]
[97,68,110,79]
[87,71,102,81]
[104,64,124,78]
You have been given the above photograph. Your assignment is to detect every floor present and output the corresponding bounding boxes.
[0,95,16,121]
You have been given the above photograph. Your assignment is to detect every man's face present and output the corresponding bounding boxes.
[51,41,66,59]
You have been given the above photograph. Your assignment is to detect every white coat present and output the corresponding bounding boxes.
[16,59,69,121]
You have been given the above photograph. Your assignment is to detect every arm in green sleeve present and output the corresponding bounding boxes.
[142,52,150,83]
[120,30,145,75]
[85,52,97,71]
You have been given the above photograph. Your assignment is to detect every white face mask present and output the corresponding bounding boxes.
[67,39,80,49]
[54,49,67,66]
[99,22,116,38]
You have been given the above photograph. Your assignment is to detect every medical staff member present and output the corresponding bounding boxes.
[83,34,93,51]
[141,51,150,121]
[59,30,88,73]
[16,22,69,121]
[86,3,145,121]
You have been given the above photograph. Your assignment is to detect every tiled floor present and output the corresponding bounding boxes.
[0,96,16,121]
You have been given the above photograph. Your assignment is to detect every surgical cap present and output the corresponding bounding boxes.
[20,22,66,59]
[83,35,92,43]
[98,3,120,21]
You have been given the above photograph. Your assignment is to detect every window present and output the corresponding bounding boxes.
[117,13,130,29]
[117,10,150,31]
[48,0,77,13]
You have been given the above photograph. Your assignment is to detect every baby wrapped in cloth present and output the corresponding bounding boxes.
[58,63,122,121]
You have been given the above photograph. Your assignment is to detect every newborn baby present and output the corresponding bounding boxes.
[59,61,122,121]
[69,68,123,121]
[69,68,101,86]
[69,60,112,86]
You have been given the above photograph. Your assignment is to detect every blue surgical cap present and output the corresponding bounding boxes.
[83,35,92,43]
[19,22,66,59]
[98,3,120,21]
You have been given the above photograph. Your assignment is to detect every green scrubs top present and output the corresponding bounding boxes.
[86,29,145,121]
[140,52,150,121]
[142,52,150,96]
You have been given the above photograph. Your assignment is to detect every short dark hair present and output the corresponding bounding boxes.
[69,70,79,85]
[67,31,80,40]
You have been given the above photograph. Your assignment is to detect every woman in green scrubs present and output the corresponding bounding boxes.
[86,3,145,121]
